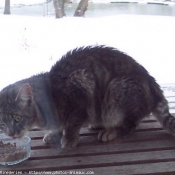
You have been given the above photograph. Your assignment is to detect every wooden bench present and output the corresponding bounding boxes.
[1,86,175,175]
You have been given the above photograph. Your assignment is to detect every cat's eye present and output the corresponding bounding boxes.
[14,115,22,123]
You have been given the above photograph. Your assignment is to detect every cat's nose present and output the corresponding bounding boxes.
[7,128,15,137]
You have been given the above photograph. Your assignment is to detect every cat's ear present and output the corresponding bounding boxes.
[15,84,33,103]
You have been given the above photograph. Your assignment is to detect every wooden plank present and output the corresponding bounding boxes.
[1,130,175,171]
[1,149,175,171]
[136,122,162,131]
[28,139,175,159]
[1,115,175,174]
[11,163,175,175]
[74,162,175,175]
[29,129,174,149]
[26,122,164,139]
[23,121,165,140]
[0,123,164,140]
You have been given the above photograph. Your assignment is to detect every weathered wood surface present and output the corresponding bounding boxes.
[0,87,175,175]
[1,115,175,175]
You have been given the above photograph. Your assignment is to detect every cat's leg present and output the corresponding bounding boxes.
[98,122,138,141]
[60,108,89,148]
[98,77,142,142]
[43,130,62,144]
[119,120,138,137]
[61,127,80,148]
[60,70,95,148]
[61,110,87,148]
[98,88,124,141]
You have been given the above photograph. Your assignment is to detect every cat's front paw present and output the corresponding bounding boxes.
[61,135,79,148]
[98,128,117,142]
[43,132,61,145]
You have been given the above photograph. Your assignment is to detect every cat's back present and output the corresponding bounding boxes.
[50,45,140,76]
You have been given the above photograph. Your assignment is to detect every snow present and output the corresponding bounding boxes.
[0,14,175,90]
[0,0,174,8]
[0,0,45,7]
[0,0,175,93]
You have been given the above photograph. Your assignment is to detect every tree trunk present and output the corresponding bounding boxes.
[74,0,88,17]
[53,0,65,18]
[4,0,10,15]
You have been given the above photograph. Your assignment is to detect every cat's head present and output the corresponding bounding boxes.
[0,84,38,138]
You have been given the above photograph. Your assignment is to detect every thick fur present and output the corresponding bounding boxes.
[0,45,175,148]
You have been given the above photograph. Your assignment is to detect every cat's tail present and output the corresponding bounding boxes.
[153,98,175,136]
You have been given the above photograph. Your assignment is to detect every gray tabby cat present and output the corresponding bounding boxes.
[0,45,175,148]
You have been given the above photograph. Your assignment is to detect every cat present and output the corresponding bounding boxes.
[0,45,175,148]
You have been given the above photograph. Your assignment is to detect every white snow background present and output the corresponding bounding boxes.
[0,1,175,93]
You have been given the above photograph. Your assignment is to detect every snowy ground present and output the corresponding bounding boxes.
[1,14,175,89]
[0,1,175,100]
[0,0,175,8]
[0,0,45,7]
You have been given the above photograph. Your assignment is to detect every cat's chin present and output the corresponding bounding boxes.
[12,136,22,139]
[11,133,25,139]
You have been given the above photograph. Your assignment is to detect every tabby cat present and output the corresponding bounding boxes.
[0,46,175,148]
